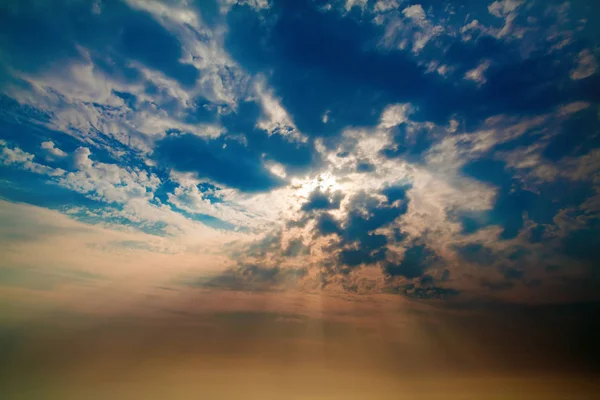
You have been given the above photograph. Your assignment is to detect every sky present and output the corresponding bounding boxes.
[0,0,600,398]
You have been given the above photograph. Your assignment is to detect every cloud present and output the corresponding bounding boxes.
[0,0,599,306]
[219,0,271,14]
[254,78,305,142]
[166,182,263,229]
[0,142,238,241]
[379,4,444,54]
[488,0,524,18]
[0,141,65,176]
[373,0,399,13]
[570,49,598,80]
[61,147,161,204]
[41,141,67,158]
[379,103,413,129]
[0,0,249,160]
[402,4,426,21]
[345,0,368,12]
[464,59,491,85]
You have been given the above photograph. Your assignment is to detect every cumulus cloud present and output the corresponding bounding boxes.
[0,141,65,176]
[41,141,67,159]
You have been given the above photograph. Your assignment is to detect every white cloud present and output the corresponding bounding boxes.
[1,0,248,158]
[0,142,65,177]
[458,0,529,43]
[437,64,449,76]
[380,4,444,54]
[254,79,306,142]
[373,0,399,13]
[62,147,161,204]
[402,4,426,22]
[125,0,202,29]
[50,148,249,242]
[219,0,271,13]
[73,147,93,170]
[557,101,590,117]
[1,144,33,165]
[379,103,414,129]
[167,184,260,228]
[487,0,527,40]
[41,141,67,158]
[488,0,524,18]
[570,49,598,80]
[426,61,451,77]
[464,60,491,86]
[305,106,502,267]
[460,19,493,42]
[345,0,368,12]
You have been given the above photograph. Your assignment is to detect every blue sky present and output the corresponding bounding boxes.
[0,0,599,306]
